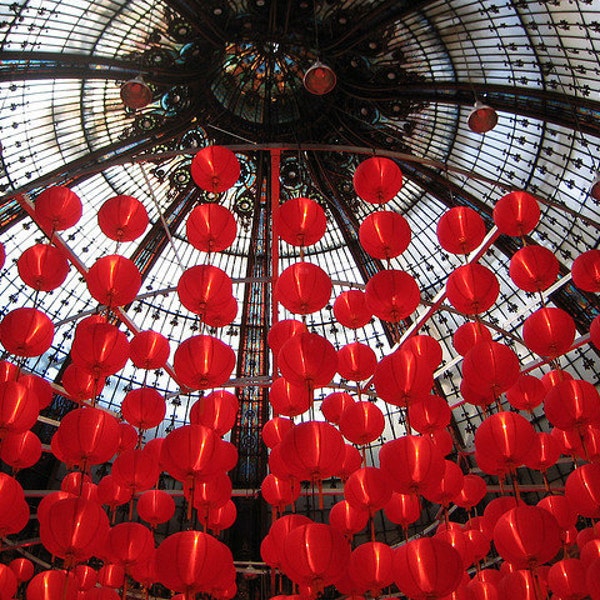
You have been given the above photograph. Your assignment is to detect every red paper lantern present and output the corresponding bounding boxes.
[116,421,138,454]
[121,387,166,430]
[137,489,176,528]
[422,460,465,506]
[70,322,129,377]
[344,466,392,514]
[353,156,403,205]
[0,429,42,468]
[173,335,235,390]
[537,495,577,532]
[0,360,19,382]
[329,500,369,537]
[278,332,338,390]
[407,395,451,435]
[17,243,70,291]
[186,203,237,253]
[129,330,170,369]
[61,363,105,401]
[96,474,132,509]
[74,564,97,591]
[542,368,573,391]
[269,376,312,417]
[98,564,125,588]
[523,306,576,358]
[112,448,160,494]
[9,557,34,583]
[177,264,232,316]
[446,263,499,315]
[436,206,486,255]
[203,295,237,328]
[18,372,52,409]
[545,379,600,431]
[208,499,237,534]
[572,249,600,292]
[462,341,520,397]
[191,146,240,193]
[359,210,411,259]
[365,269,420,322]
[338,401,385,445]
[523,431,562,472]
[339,443,363,481]
[509,245,559,292]
[383,492,421,528]
[565,463,600,519]
[192,472,233,517]
[0,564,17,600]
[452,474,487,510]
[34,185,82,232]
[261,473,300,513]
[190,389,239,436]
[106,522,154,571]
[275,262,332,315]
[0,380,39,437]
[403,334,443,371]
[452,321,492,356]
[261,416,294,448]
[320,391,355,424]
[97,195,148,242]
[267,319,308,354]
[86,254,141,307]
[350,541,394,595]
[26,570,79,600]
[493,190,540,236]
[547,558,588,600]
[278,197,327,247]
[506,374,546,412]
[0,307,54,357]
[333,289,372,329]
[337,342,377,382]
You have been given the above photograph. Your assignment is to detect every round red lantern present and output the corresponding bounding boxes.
[446,263,499,315]
[278,197,327,247]
[320,391,355,424]
[547,558,588,600]
[359,210,411,259]
[436,206,486,255]
[365,269,420,322]
[329,500,369,537]
[34,185,82,232]
[452,321,492,356]
[462,340,520,397]
[353,156,403,205]
[383,492,421,528]
[333,289,372,329]
[523,431,562,472]
[86,254,141,307]
[344,466,392,514]
[191,146,240,193]
[106,522,155,571]
[17,243,70,291]
[261,473,300,513]
[177,264,232,316]
[269,376,312,417]
[129,330,170,369]
[349,541,394,596]
[112,448,160,494]
[61,363,105,401]
[0,429,42,468]
[509,245,559,292]
[98,195,148,242]
[70,321,129,377]
[422,459,465,506]
[338,401,385,445]
[0,307,54,357]
[545,379,600,431]
[26,570,79,600]
[208,499,237,534]
[523,306,576,358]
[261,416,294,448]
[0,380,39,437]
[267,319,307,354]
[186,203,237,253]
[565,463,600,519]
[403,334,443,371]
[275,262,332,315]
[9,557,34,583]
[190,389,239,436]
[96,474,132,509]
[506,374,546,412]
[121,387,166,430]
[407,395,451,435]
[337,342,377,382]
[137,489,175,528]
[452,474,487,511]
[493,190,540,236]
[572,249,600,292]
[339,443,363,481]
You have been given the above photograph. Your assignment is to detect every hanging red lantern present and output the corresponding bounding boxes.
[97,195,149,242]
[279,420,346,483]
[278,197,327,247]
[26,570,79,600]
[452,474,487,511]
[339,443,363,481]
[344,466,392,514]
[261,416,294,448]
[278,332,338,390]
[565,463,600,519]
[329,499,369,537]
[269,376,312,417]
[407,395,451,435]
[462,340,520,397]
[537,495,577,532]
[523,306,576,358]
[0,380,39,437]
[190,389,239,436]
[173,335,235,390]
[446,263,499,315]
[383,492,421,528]
[493,505,562,569]
[275,262,332,315]
[493,190,540,236]
[117,421,138,454]
[53,406,120,466]
[452,321,492,356]
[0,429,42,469]
[547,558,588,600]
[509,245,559,292]
[523,431,562,473]
[572,249,600,292]
[17,243,70,291]
[365,269,420,322]
[353,156,403,205]
[435,529,473,569]
[474,411,536,475]
[267,319,307,354]
[379,435,445,494]
[129,329,170,369]
[267,514,313,569]
[359,210,411,259]
[403,334,443,371]
[544,379,600,432]
[96,474,132,510]
[61,363,105,401]
[121,387,166,430]
[422,459,465,506]
[436,206,486,255]
[191,146,240,193]
[177,264,232,316]
[106,522,155,572]
[338,401,385,446]
[186,203,237,253]
[18,372,52,409]
[505,374,546,412]
[208,499,237,534]
[39,496,110,566]
[0,307,54,357]
[373,348,433,407]
[86,254,142,307]
[71,321,129,377]
[261,473,300,513]
[542,368,573,391]
[34,185,82,232]
[9,557,34,583]
[320,391,355,424]
[393,537,464,599]
[0,564,17,599]
[337,341,377,382]
[203,295,237,328]
[333,289,372,329]
[350,541,394,596]
[136,489,175,528]
[98,564,125,588]
[112,448,160,494]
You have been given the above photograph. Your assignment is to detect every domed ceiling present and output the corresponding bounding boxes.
[0,0,599,595]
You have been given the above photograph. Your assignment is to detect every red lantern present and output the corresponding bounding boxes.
[173,335,235,390]
[537,495,577,532]
[97,195,148,242]
[0,429,42,469]
[106,522,154,571]
[177,265,232,316]
[509,245,559,292]
[462,341,520,397]
[70,322,129,377]
[278,332,338,390]
[0,380,39,437]
[337,342,377,382]
[393,537,464,599]
[452,321,492,356]
[523,306,576,358]
[121,387,166,430]
[403,334,443,371]
[565,463,600,519]
[408,395,451,435]
[329,500,369,537]
[339,443,363,481]
[446,263,499,315]
[203,295,237,328]
[493,505,562,569]
[572,249,600,292]
[0,564,17,600]
[17,243,70,291]
[379,435,445,494]
[333,289,372,329]
[112,448,160,494]
[98,564,125,588]
[86,255,141,307]
[523,431,562,472]
[261,416,294,448]
[278,197,327,247]
[547,558,588,600]
[542,368,573,391]
[186,203,237,253]
[9,557,34,583]
[192,472,233,519]
[26,570,79,600]
[545,379,600,432]
[353,156,403,205]
[0,307,54,357]
[474,411,536,475]
[18,372,52,409]
[116,421,138,454]
[190,389,239,436]
[96,474,132,509]
[344,466,392,514]
[129,330,170,369]
[437,206,486,255]
[338,401,385,445]
[350,542,394,596]
[269,377,312,417]
[365,269,420,322]
[34,185,82,232]
[275,262,332,315]
[137,489,175,528]
[493,190,540,236]
[452,474,487,510]
[320,391,355,424]
[208,499,237,534]
[261,473,300,513]
[61,363,105,401]
[422,460,465,506]
[506,374,545,412]
[267,319,307,354]
[383,492,421,528]
[359,210,411,259]
[191,146,240,193]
